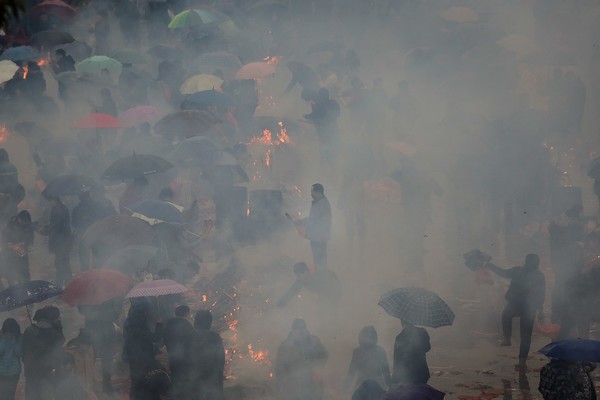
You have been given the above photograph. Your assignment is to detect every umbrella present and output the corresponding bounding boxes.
[60,269,132,306]
[587,157,600,179]
[110,49,148,65]
[102,154,174,180]
[29,30,75,47]
[128,200,185,225]
[168,9,223,29]
[235,62,275,80]
[126,279,189,298]
[103,245,158,274]
[147,44,184,60]
[74,113,122,129]
[185,90,232,107]
[0,60,18,84]
[191,51,241,79]
[384,384,445,400]
[180,74,223,94]
[0,280,62,312]
[119,105,163,127]
[0,46,40,62]
[154,110,222,139]
[378,287,455,328]
[441,6,479,23]
[29,0,77,20]
[539,339,600,362]
[172,136,220,167]
[77,56,122,78]
[42,174,104,197]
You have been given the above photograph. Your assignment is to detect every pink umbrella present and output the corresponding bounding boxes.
[125,279,189,298]
[119,105,163,127]
[74,113,122,129]
[235,62,275,80]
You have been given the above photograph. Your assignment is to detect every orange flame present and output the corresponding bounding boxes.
[0,126,10,143]
[202,295,207,302]
[22,65,28,80]
[265,149,271,168]
[247,344,268,362]
[37,58,48,67]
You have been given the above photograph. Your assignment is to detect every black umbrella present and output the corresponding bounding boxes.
[42,174,104,198]
[0,280,63,322]
[378,287,455,328]
[128,200,185,224]
[101,154,174,180]
[30,30,75,47]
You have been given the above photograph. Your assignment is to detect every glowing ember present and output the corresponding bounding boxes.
[202,295,207,302]
[22,65,28,80]
[247,344,268,362]
[37,58,48,67]
[0,126,10,143]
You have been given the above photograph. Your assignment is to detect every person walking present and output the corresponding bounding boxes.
[0,318,22,400]
[288,184,331,269]
[392,320,430,385]
[346,326,391,390]
[487,253,546,369]
[38,196,73,287]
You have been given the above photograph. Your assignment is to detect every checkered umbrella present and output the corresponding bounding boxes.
[378,287,455,328]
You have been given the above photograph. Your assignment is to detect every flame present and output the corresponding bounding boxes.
[37,58,48,67]
[247,344,268,362]
[22,65,28,80]
[248,122,291,146]
[202,295,207,302]
[0,126,10,143]
[265,149,271,168]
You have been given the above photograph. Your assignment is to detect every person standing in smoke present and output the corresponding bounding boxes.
[486,254,546,369]
[275,319,328,400]
[188,310,225,400]
[288,184,331,269]
[163,305,194,399]
[346,326,392,390]
[304,88,340,165]
[38,196,73,287]
[392,320,430,386]
[21,306,65,400]
[0,318,22,400]
[2,210,34,286]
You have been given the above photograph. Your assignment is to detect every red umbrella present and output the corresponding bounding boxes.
[235,62,275,80]
[119,105,163,127]
[60,269,132,306]
[29,0,78,20]
[126,279,189,298]
[74,113,122,129]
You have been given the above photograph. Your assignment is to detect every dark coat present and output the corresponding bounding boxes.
[392,326,430,385]
[21,321,65,378]
[488,263,546,312]
[48,201,72,254]
[188,328,225,400]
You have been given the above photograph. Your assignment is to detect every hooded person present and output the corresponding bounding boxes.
[392,320,431,386]
[275,319,328,400]
[346,326,392,390]
[21,306,65,400]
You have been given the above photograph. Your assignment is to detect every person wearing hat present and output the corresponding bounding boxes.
[21,306,65,400]
[275,319,328,400]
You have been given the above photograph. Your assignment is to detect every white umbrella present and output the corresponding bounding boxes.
[0,60,18,84]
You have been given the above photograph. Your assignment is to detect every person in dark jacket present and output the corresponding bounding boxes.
[284,61,319,95]
[392,320,430,385]
[52,49,76,102]
[351,380,386,400]
[38,196,72,286]
[289,183,331,269]
[275,319,328,400]
[346,326,391,390]
[188,310,225,400]
[21,306,65,400]
[0,318,22,400]
[163,305,194,399]
[487,253,546,368]
[2,210,34,285]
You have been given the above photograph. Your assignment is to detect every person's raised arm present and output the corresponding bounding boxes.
[486,262,513,279]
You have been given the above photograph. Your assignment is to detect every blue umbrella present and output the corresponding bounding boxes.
[128,200,185,225]
[539,339,600,362]
[186,90,233,107]
[0,280,63,322]
[0,46,40,62]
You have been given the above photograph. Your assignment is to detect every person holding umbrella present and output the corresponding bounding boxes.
[392,320,431,386]
[486,253,546,369]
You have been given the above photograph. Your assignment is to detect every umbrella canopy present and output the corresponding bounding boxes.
[180,74,223,94]
[119,105,163,127]
[102,154,174,180]
[74,113,122,129]
[29,30,75,47]
[147,44,184,60]
[126,279,189,298]
[191,51,241,79]
[587,157,600,180]
[60,269,132,306]
[29,0,77,20]
[0,60,18,84]
[103,245,158,274]
[110,49,148,65]
[0,46,40,62]
[172,136,220,167]
[168,9,222,29]
[42,174,104,197]
[154,110,222,139]
[378,287,455,328]
[128,200,185,225]
[235,62,275,80]
[539,339,600,362]
[185,90,232,107]
[384,384,445,400]
[441,6,479,23]
[77,56,122,78]
[0,280,62,312]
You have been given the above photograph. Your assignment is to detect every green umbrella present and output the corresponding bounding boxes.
[110,49,148,65]
[76,55,122,78]
[168,9,220,29]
